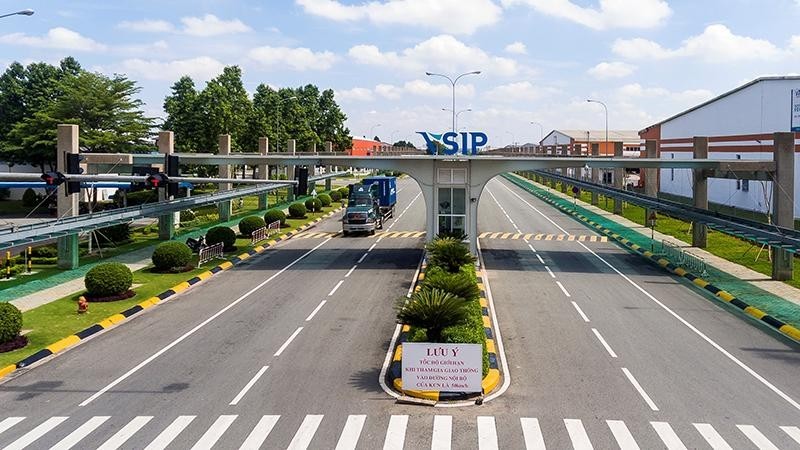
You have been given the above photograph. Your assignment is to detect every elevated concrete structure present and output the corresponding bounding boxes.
[56,125,79,269]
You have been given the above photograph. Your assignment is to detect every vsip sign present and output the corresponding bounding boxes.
[417,131,488,156]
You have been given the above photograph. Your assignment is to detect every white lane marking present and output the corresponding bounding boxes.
[335,415,366,450]
[4,416,67,450]
[386,192,421,231]
[305,300,327,321]
[528,243,537,253]
[500,182,570,234]
[737,425,779,450]
[383,415,409,450]
[0,417,25,437]
[623,368,659,411]
[781,426,800,444]
[544,266,556,278]
[345,264,357,278]
[477,416,498,450]
[229,366,269,406]
[556,281,571,297]
[328,280,345,296]
[536,254,545,264]
[431,415,452,450]
[607,420,640,450]
[287,415,324,450]
[571,301,590,322]
[50,416,110,450]
[357,253,368,263]
[693,423,732,450]
[144,416,196,450]
[190,415,237,450]
[564,419,594,450]
[505,178,800,412]
[651,422,688,450]
[238,415,280,450]
[520,418,546,450]
[486,188,521,234]
[368,243,377,252]
[97,416,153,450]
[79,238,332,407]
[274,327,304,357]
[591,328,617,358]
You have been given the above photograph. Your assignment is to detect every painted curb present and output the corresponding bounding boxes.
[0,207,344,381]
[504,174,800,344]
[388,263,501,402]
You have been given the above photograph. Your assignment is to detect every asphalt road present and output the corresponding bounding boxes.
[0,175,797,449]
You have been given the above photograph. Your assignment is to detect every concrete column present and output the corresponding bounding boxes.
[287,139,296,201]
[218,134,232,221]
[56,124,80,269]
[644,140,658,221]
[591,143,599,205]
[692,137,709,248]
[613,142,624,214]
[772,132,795,280]
[157,131,176,240]
[324,141,333,191]
[258,137,269,210]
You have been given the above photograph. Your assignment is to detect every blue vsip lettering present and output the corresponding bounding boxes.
[417,131,489,155]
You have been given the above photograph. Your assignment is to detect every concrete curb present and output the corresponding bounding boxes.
[0,207,344,382]
[504,174,800,344]
[388,263,501,402]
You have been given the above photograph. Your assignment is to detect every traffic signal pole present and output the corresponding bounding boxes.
[157,131,176,240]
[56,124,80,269]
[218,135,232,222]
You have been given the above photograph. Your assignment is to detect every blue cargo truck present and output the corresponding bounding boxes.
[342,176,397,236]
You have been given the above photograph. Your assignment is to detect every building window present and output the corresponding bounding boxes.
[736,155,742,190]
[742,179,749,192]
[670,154,674,181]
[438,187,466,236]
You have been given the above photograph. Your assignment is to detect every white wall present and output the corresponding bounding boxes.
[541,131,572,146]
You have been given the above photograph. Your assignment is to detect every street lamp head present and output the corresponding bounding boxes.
[470,71,481,75]
[425,72,433,76]
[18,9,34,15]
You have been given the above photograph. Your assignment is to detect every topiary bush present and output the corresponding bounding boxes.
[317,193,332,207]
[152,241,193,272]
[239,216,266,237]
[22,188,39,207]
[206,226,237,251]
[288,203,307,219]
[338,187,349,197]
[329,190,341,202]
[0,303,22,344]
[96,223,131,244]
[305,198,322,213]
[264,209,286,227]
[84,262,133,299]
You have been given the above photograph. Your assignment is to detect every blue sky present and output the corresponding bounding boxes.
[1,0,799,148]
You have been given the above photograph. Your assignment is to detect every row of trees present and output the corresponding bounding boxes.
[0,58,353,172]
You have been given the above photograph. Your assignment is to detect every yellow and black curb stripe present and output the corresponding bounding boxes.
[0,207,344,380]
[388,263,501,402]
[504,174,800,344]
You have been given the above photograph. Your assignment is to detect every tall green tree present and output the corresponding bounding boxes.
[194,66,253,152]
[317,89,351,151]
[163,76,200,152]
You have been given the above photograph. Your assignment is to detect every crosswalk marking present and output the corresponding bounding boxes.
[50,416,109,450]
[4,416,67,450]
[737,424,779,450]
[287,415,323,450]
[144,415,196,450]
[651,422,687,450]
[520,418,546,450]
[383,415,408,450]
[431,415,452,450]
[564,419,593,449]
[98,416,153,450]
[607,420,640,450]
[478,233,607,242]
[693,423,732,450]
[335,415,366,450]
[0,417,24,437]
[239,415,280,450]
[191,415,237,450]
[477,416,498,450]
[781,425,800,444]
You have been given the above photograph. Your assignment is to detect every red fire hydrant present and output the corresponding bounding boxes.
[77,296,89,314]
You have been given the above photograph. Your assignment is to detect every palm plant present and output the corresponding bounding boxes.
[396,288,471,342]
[426,238,476,273]
[421,266,480,302]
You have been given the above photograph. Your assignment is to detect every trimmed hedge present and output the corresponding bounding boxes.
[329,190,341,202]
[338,187,349,197]
[152,241,192,272]
[84,262,133,298]
[239,216,266,237]
[264,209,286,227]
[31,246,57,258]
[317,193,332,207]
[0,303,22,344]
[206,226,237,251]
[288,203,307,219]
[305,198,322,213]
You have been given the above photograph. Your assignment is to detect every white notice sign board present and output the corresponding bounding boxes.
[793,89,800,132]
[402,343,482,393]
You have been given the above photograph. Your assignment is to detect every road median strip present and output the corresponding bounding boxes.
[0,207,344,381]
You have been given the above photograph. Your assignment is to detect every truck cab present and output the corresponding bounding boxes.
[342,176,397,236]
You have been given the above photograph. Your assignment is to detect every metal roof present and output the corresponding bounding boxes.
[542,130,641,144]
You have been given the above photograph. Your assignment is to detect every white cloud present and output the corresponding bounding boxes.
[588,61,636,79]
[402,79,475,98]
[181,14,251,37]
[248,46,337,71]
[501,0,671,30]
[118,19,175,33]
[613,25,784,62]
[336,87,374,102]
[295,0,502,35]
[0,27,106,52]
[505,42,527,54]
[117,56,226,81]
[615,83,713,105]
[349,34,520,76]
[485,81,560,102]
[375,84,403,100]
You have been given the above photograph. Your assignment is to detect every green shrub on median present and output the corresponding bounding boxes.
[238,216,266,237]
[396,288,471,342]
[318,193,332,207]
[329,190,341,202]
[421,266,481,302]
[206,226,237,251]
[264,209,286,227]
[84,262,133,299]
[426,237,476,273]
[305,198,322,213]
[151,241,193,273]
[288,203,307,219]
[338,186,349,198]
[0,303,22,344]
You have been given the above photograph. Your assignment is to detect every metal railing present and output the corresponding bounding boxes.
[659,240,708,278]
[250,220,280,245]
[198,242,224,265]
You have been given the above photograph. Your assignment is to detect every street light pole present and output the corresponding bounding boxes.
[427,71,481,133]
[369,123,382,141]
[587,99,608,151]
[275,96,297,152]
[442,108,472,131]
[0,9,34,19]
[530,121,544,152]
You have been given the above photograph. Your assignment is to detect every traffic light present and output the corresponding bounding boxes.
[65,153,84,196]
[41,172,65,186]
[165,155,180,197]
[294,166,309,196]
[145,173,168,189]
